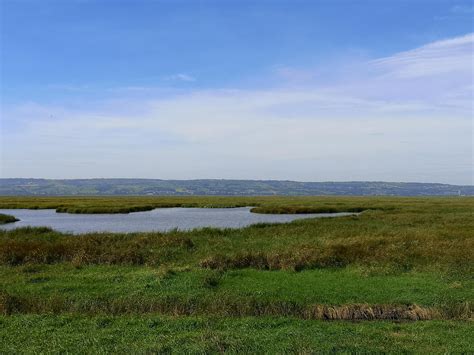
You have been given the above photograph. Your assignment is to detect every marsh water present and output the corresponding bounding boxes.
[0,208,355,234]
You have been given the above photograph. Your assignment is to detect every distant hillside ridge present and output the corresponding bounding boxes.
[0,179,472,196]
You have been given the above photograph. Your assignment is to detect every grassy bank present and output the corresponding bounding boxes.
[0,196,472,352]
[0,213,19,225]
[0,195,401,214]
[0,196,257,214]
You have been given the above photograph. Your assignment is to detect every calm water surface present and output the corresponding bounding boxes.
[0,208,355,234]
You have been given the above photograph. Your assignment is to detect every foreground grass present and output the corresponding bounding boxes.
[2,264,471,306]
[1,264,471,319]
[2,315,473,353]
[0,196,473,352]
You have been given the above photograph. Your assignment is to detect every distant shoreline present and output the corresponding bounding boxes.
[1,178,472,196]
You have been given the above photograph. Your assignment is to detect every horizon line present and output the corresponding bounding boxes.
[1,177,472,187]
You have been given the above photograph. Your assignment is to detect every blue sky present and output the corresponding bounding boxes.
[1,0,473,183]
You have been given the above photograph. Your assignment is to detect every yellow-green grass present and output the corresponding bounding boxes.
[0,195,444,214]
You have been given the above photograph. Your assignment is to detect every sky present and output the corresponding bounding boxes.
[1,0,473,184]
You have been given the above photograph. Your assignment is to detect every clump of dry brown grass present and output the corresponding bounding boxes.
[302,304,442,321]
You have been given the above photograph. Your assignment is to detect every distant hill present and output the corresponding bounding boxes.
[0,178,472,196]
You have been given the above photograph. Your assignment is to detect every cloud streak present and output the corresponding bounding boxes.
[371,33,473,78]
[164,73,196,82]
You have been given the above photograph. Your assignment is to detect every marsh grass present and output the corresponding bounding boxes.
[0,195,400,215]
[249,206,370,214]
[0,213,18,224]
[0,196,473,351]
[0,228,195,266]
[0,196,258,214]
[1,223,471,273]
[55,205,156,214]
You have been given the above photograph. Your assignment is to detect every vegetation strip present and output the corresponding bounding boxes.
[1,223,471,272]
[1,291,470,320]
[0,213,19,225]
[0,196,384,214]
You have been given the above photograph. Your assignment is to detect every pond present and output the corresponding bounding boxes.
[0,207,355,234]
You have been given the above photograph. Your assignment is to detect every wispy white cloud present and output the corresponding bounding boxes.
[164,73,196,82]
[370,33,473,78]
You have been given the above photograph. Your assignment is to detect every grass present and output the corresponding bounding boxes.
[249,205,369,214]
[1,206,472,272]
[0,196,473,352]
[0,196,256,214]
[0,265,471,319]
[0,195,391,214]
[0,213,18,225]
[2,315,473,353]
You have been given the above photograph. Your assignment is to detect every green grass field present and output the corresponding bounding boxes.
[0,196,473,353]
